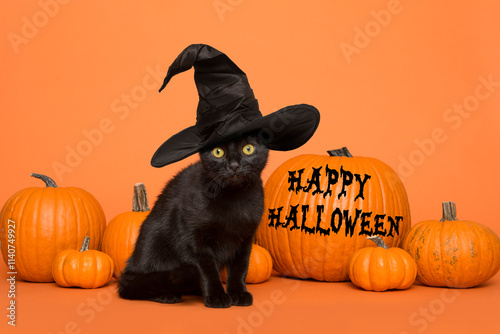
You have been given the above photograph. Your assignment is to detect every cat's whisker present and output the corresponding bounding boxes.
[206,174,225,198]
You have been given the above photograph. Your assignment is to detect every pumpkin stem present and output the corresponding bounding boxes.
[30,173,58,187]
[327,147,353,157]
[440,201,458,221]
[133,183,150,212]
[367,236,389,249]
[80,236,91,252]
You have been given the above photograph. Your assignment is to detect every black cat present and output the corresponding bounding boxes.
[118,132,269,308]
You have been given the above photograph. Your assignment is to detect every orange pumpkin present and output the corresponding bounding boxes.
[0,173,106,282]
[402,201,500,288]
[52,236,114,288]
[221,244,273,284]
[102,183,149,278]
[348,236,417,291]
[256,147,411,281]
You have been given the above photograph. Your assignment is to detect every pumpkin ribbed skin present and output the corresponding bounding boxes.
[256,149,411,281]
[0,174,106,282]
[402,202,500,288]
[52,237,114,289]
[221,244,273,284]
[102,183,149,278]
[102,213,147,278]
[348,236,417,291]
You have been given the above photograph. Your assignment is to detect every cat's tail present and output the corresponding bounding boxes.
[118,270,201,303]
[118,271,158,300]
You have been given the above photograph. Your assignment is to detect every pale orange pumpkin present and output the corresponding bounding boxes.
[348,236,417,291]
[52,236,114,288]
[402,201,500,288]
[256,148,411,281]
[221,244,273,284]
[102,183,149,278]
[0,173,106,282]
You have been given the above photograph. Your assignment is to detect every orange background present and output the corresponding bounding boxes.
[1,1,499,333]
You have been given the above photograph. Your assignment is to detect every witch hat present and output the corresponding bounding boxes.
[151,44,320,167]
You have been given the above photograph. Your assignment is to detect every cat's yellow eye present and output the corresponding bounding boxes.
[212,147,224,158]
[243,144,255,155]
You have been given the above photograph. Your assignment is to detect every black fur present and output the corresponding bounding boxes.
[118,133,269,308]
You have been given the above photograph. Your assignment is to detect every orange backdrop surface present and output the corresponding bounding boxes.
[1,1,500,333]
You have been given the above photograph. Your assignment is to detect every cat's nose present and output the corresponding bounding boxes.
[229,162,240,173]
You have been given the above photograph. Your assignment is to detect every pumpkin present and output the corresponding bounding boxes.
[102,183,149,278]
[348,236,417,291]
[256,147,411,281]
[402,201,500,288]
[221,244,273,284]
[0,173,106,282]
[52,236,114,288]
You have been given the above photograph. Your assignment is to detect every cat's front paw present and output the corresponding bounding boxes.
[205,293,232,308]
[230,291,253,306]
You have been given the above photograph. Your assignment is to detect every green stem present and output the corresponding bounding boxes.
[132,183,150,212]
[79,236,91,252]
[30,173,58,187]
[327,147,352,157]
[367,236,389,249]
[440,201,458,222]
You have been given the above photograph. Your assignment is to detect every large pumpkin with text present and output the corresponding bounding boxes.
[0,173,106,282]
[256,148,411,281]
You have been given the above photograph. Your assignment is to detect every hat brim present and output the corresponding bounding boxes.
[151,104,320,167]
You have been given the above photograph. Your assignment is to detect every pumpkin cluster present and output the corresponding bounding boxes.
[0,176,276,289]
[0,173,106,283]
[255,148,500,291]
[2,153,500,294]
[256,148,411,282]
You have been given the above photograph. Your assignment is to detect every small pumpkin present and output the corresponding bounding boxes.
[52,236,114,288]
[348,236,417,291]
[256,147,411,281]
[402,201,500,288]
[221,244,273,284]
[0,173,106,282]
[102,183,149,278]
